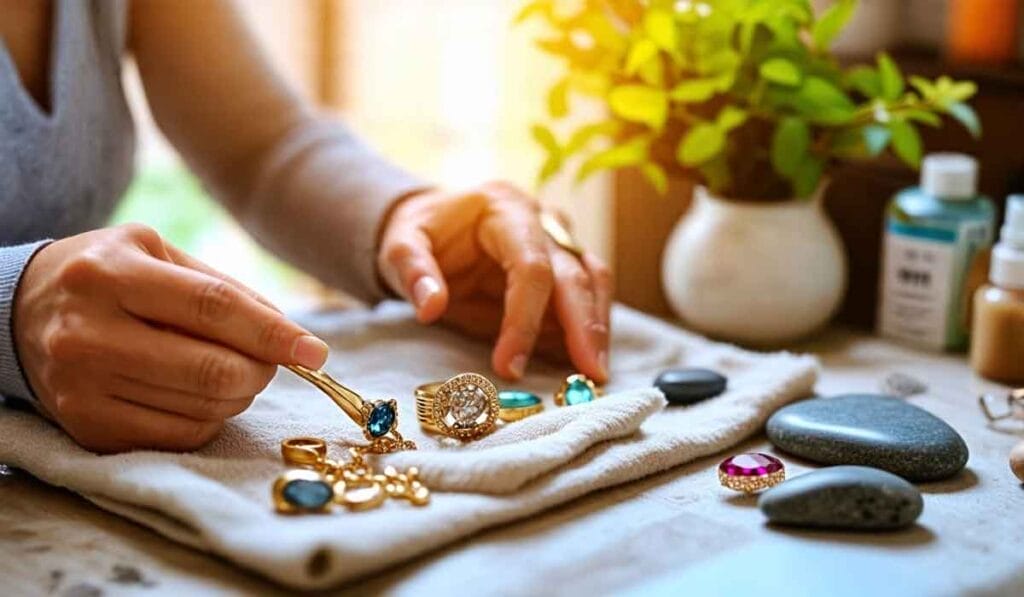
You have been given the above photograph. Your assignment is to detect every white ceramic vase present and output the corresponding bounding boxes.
[661,185,847,346]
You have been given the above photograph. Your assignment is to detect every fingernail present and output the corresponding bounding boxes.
[292,335,329,369]
[598,350,609,377]
[509,354,528,379]
[412,276,441,308]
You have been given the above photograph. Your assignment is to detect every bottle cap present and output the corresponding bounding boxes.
[991,195,1024,289]
[921,153,978,200]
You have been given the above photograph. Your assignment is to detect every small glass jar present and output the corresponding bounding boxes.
[971,284,1024,384]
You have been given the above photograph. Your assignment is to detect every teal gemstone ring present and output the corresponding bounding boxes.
[554,374,601,407]
[498,390,544,422]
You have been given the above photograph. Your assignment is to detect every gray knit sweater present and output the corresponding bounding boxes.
[1,1,422,403]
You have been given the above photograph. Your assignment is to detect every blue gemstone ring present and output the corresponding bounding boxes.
[286,365,414,451]
[273,469,334,514]
[415,373,500,441]
[554,374,601,407]
[498,390,544,422]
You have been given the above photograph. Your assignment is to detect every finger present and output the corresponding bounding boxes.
[91,317,278,399]
[441,298,562,341]
[378,226,449,324]
[583,252,612,375]
[550,250,609,383]
[115,254,328,369]
[476,191,554,380]
[164,244,281,313]
[56,393,224,453]
[107,375,255,422]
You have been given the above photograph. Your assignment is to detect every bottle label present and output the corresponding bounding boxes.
[878,220,993,350]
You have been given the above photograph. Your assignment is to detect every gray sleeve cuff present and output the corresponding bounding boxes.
[0,240,50,401]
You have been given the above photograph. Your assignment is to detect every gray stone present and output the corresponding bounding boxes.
[766,394,968,482]
[654,368,727,405]
[759,466,924,530]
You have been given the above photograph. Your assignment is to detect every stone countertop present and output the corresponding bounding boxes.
[1,328,1022,596]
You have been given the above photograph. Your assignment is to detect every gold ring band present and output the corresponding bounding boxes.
[281,437,327,468]
[540,210,584,258]
[717,468,786,493]
[415,373,499,441]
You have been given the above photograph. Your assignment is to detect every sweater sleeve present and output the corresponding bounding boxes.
[0,241,49,401]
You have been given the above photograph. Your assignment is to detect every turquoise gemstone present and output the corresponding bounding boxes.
[565,378,595,405]
[499,390,542,409]
[366,403,396,437]
[282,479,333,509]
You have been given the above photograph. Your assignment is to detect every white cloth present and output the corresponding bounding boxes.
[0,304,818,589]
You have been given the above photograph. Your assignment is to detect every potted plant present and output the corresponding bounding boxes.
[519,0,980,345]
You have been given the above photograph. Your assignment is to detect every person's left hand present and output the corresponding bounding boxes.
[377,182,611,383]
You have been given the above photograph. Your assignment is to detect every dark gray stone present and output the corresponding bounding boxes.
[654,368,727,405]
[766,394,968,482]
[759,466,924,530]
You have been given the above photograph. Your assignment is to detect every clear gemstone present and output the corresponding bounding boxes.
[450,384,487,427]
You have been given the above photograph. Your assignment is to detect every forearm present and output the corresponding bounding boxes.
[236,118,427,303]
[0,241,49,400]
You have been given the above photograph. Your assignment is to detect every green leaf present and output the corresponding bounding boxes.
[564,121,620,156]
[792,155,825,198]
[760,57,802,87]
[903,109,942,127]
[643,9,677,52]
[547,77,570,118]
[812,0,857,50]
[946,101,982,137]
[537,154,563,185]
[846,65,882,98]
[608,85,669,129]
[889,119,922,167]
[513,0,552,25]
[716,106,748,131]
[640,162,668,194]
[699,155,731,194]
[576,135,650,182]
[877,52,905,101]
[791,77,856,124]
[625,39,658,75]
[531,124,560,153]
[677,123,726,166]
[669,72,732,103]
[771,117,810,177]
[863,124,891,155]
[909,75,937,101]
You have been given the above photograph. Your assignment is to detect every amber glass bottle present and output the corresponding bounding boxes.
[971,196,1024,383]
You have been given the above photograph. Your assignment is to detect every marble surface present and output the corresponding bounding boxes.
[766,394,970,481]
[2,328,1023,596]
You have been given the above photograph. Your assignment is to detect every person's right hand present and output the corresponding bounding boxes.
[12,224,329,453]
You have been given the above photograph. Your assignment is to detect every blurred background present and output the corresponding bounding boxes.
[119,0,1024,323]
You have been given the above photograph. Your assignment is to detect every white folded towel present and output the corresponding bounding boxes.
[0,304,817,589]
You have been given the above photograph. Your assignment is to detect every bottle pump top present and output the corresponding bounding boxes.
[921,153,978,199]
[991,195,1024,289]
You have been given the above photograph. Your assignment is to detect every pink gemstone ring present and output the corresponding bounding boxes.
[718,453,786,493]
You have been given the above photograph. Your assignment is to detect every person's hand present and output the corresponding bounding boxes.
[12,224,329,453]
[377,182,611,382]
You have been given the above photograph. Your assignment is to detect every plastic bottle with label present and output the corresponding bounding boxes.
[878,153,996,351]
[971,195,1024,383]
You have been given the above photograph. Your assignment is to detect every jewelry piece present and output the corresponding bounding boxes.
[540,210,584,258]
[498,390,544,422]
[718,453,786,493]
[273,439,430,514]
[978,388,1024,422]
[415,372,499,441]
[286,365,415,452]
[554,374,601,406]
[880,372,929,398]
